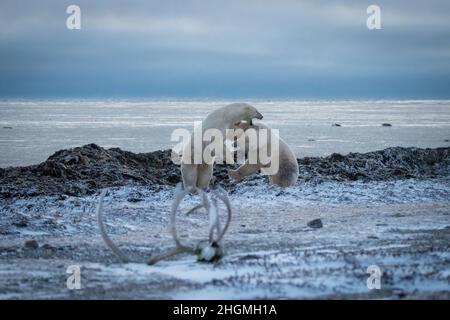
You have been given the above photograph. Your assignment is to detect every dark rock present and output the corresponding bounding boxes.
[393,288,406,298]
[0,226,10,235]
[297,146,449,185]
[238,254,260,260]
[329,153,345,162]
[332,123,341,127]
[382,123,392,127]
[24,240,39,250]
[13,217,28,228]
[0,144,449,198]
[41,244,54,250]
[307,218,323,229]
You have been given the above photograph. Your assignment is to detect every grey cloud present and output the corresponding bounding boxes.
[0,0,449,98]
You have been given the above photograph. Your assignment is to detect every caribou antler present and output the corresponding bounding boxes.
[97,189,130,263]
[169,183,190,249]
[148,184,194,265]
[149,184,233,264]
[97,182,233,265]
[213,186,232,244]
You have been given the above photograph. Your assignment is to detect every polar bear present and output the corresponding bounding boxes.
[181,103,263,192]
[228,121,299,187]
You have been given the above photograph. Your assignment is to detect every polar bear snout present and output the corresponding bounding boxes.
[253,110,263,120]
[248,110,263,126]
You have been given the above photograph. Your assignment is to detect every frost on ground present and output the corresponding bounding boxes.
[0,178,449,299]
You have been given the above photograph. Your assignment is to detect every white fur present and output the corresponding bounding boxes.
[181,103,263,191]
[229,122,299,187]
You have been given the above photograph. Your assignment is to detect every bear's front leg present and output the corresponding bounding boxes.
[228,169,243,181]
[228,160,261,181]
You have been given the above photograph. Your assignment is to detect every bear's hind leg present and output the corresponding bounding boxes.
[181,163,198,192]
[197,163,214,190]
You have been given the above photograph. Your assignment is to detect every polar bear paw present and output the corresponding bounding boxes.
[228,169,243,181]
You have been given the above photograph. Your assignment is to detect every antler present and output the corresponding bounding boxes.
[97,189,130,263]
[213,186,232,244]
[98,182,233,266]
[148,184,211,265]
[169,183,189,249]
[208,196,219,243]
[148,184,232,265]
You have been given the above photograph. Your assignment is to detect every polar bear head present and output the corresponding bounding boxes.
[219,103,263,127]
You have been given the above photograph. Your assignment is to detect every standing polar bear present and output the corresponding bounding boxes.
[181,103,263,192]
[228,121,299,187]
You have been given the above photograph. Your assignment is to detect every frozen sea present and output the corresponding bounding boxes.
[0,99,449,167]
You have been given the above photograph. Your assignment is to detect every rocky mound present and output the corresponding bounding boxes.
[0,144,449,198]
[298,147,449,182]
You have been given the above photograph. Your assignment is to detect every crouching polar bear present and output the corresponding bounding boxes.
[228,121,299,187]
[180,103,263,192]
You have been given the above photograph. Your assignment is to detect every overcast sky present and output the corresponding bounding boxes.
[0,0,449,98]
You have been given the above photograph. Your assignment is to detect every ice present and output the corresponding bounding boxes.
[1,99,450,167]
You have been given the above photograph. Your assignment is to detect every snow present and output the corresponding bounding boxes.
[0,177,449,299]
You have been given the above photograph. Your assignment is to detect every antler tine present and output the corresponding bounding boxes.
[185,203,204,215]
[208,196,220,243]
[214,196,222,243]
[148,184,200,265]
[214,185,227,196]
[214,188,232,244]
[199,188,210,210]
[97,188,130,263]
[170,183,189,249]
[198,189,219,243]
[148,247,183,265]
[149,184,231,265]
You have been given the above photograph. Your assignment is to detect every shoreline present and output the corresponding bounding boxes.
[0,144,449,199]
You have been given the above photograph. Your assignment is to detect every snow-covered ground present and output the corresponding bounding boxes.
[0,178,449,299]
